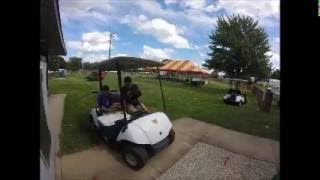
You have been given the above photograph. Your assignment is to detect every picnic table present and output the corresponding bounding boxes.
[184,78,205,87]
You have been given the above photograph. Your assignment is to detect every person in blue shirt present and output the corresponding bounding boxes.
[97,85,121,113]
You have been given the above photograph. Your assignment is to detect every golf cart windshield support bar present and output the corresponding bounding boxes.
[116,60,127,121]
[98,67,102,91]
[157,67,167,112]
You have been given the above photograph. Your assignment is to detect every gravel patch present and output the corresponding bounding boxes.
[157,142,277,180]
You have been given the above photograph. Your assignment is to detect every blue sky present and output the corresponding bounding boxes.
[60,0,280,69]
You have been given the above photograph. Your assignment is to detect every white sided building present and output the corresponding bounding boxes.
[40,0,66,179]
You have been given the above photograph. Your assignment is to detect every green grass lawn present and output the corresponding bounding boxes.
[49,71,280,155]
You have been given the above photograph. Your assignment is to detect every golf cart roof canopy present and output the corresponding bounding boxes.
[99,56,162,71]
[96,56,167,120]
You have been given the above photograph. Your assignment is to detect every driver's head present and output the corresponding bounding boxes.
[101,85,110,92]
[124,76,132,87]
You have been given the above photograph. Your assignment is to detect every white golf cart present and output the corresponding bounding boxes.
[223,78,248,106]
[89,57,175,170]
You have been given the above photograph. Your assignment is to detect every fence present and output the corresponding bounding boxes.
[251,85,274,112]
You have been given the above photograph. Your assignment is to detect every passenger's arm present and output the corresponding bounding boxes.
[132,84,142,97]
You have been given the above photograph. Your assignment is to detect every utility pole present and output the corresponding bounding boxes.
[108,32,115,60]
[98,32,115,91]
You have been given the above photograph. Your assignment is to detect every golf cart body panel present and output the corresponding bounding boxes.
[91,108,172,145]
[117,123,150,144]
[223,78,248,106]
[117,112,172,145]
[224,94,245,103]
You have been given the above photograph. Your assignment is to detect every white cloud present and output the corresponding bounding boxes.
[164,0,179,5]
[131,1,217,29]
[190,44,200,50]
[67,31,117,52]
[218,0,279,18]
[184,9,218,27]
[60,0,115,28]
[61,6,112,23]
[199,53,206,59]
[73,52,128,63]
[270,37,280,55]
[205,4,223,13]
[140,45,174,61]
[74,52,107,63]
[121,15,190,48]
[215,0,279,27]
[61,8,108,24]
[181,0,207,10]
[60,0,111,11]
[266,51,280,69]
[190,43,209,60]
[112,53,128,57]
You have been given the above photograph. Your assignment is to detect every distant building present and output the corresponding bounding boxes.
[217,72,226,79]
[268,79,280,96]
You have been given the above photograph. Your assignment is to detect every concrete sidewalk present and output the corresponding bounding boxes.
[47,94,66,180]
[59,118,279,180]
[175,118,280,166]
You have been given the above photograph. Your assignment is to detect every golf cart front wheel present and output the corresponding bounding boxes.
[238,101,243,106]
[168,129,175,145]
[122,145,148,170]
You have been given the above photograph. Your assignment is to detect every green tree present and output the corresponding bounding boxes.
[204,14,272,79]
[83,62,92,70]
[48,56,67,71]
[271,69,280,79]
[83,62,101,70]
[68,57,82,71]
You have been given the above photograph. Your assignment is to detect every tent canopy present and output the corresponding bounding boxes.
[159,60,209,74]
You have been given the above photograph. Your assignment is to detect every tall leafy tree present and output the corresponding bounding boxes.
[204,14,272,79]
[48,56,67,71]
[83,62,92,70]
[68,57,82,71]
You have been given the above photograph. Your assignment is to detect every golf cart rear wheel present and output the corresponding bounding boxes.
[168,129,175,145]
[122,145,148,170]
